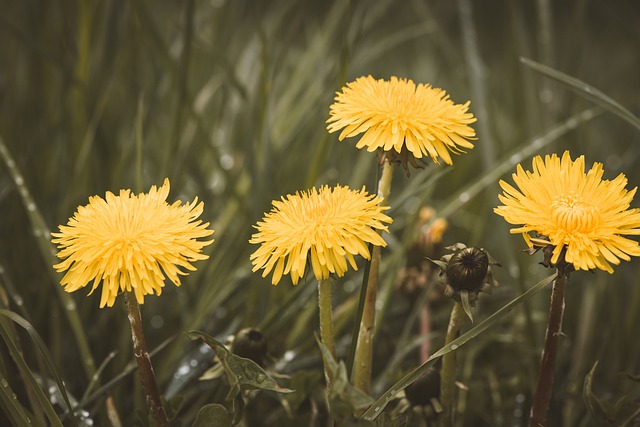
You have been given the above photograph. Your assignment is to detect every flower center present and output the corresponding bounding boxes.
[550,193,601,233]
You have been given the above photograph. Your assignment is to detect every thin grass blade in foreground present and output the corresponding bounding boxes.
[0,310,78,427]
[362,272,557,420]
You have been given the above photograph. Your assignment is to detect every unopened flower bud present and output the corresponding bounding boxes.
[445,247,489,293]
[231,328,268,367]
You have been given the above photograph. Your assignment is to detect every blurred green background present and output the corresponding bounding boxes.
[1,0,639,425]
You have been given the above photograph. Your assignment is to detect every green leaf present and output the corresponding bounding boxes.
[284,370,324,413]
[362,273,557,420]
[583,361,627,423]
[317,338,373,421]
[165,395,184,421]
[185,330,293,399]
[192,404,233,427]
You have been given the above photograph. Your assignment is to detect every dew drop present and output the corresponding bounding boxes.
[27,202,36,212]
[11,392,16,399]
[283,350,295,362]
[189,359,198,368]
[14,296,23,306]
[15,176,24,186]
[451,344,459,350]
[220,154,234,170]
[458,192,470,203]
[374,406,381,412]
[6,159,15,168]
[1,379,8,387]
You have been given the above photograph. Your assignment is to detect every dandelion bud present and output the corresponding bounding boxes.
[231,328,268,367]
[445,247,489,293]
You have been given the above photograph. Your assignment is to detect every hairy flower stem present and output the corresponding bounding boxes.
[440,302,465,427]
[529,273,567,427]
[124,292,169,427]
[318,279,337,361]
[352,160,394,394]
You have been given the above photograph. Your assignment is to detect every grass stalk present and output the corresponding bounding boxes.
[351,160,394,394]
[440,301,465,426]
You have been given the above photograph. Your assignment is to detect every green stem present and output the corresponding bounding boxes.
[529,272,567,427]
[440,302,465,426]
[318,279,336,360]
[124,292,169,427]
[352,160,394,394]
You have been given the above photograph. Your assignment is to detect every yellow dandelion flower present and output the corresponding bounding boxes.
[495,151,640,273]
[327,75,476,170]
[52,179,214,308]
[250,185,393,285]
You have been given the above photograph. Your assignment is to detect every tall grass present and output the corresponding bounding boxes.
[0,0,639,425]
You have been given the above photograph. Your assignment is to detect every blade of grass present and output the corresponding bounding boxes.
[73,335,175,412]
[0,310,78,426]
[362,272,557,420]
[0,371,33,427]
[438,107,600,219]
[0,319,64,426]
[0,134,97,382]
[346,163,380,378]
[520,57,640,131]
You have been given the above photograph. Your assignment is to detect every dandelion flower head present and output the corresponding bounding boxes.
[495,151,640,273]
[327,75,476,171]
[250,185,393,285]
[52,179,214,307]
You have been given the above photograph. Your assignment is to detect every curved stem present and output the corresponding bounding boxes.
[440,302,465,426]
[529,272,567,427]
[352,160,394,393]
[124,292,169,427]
